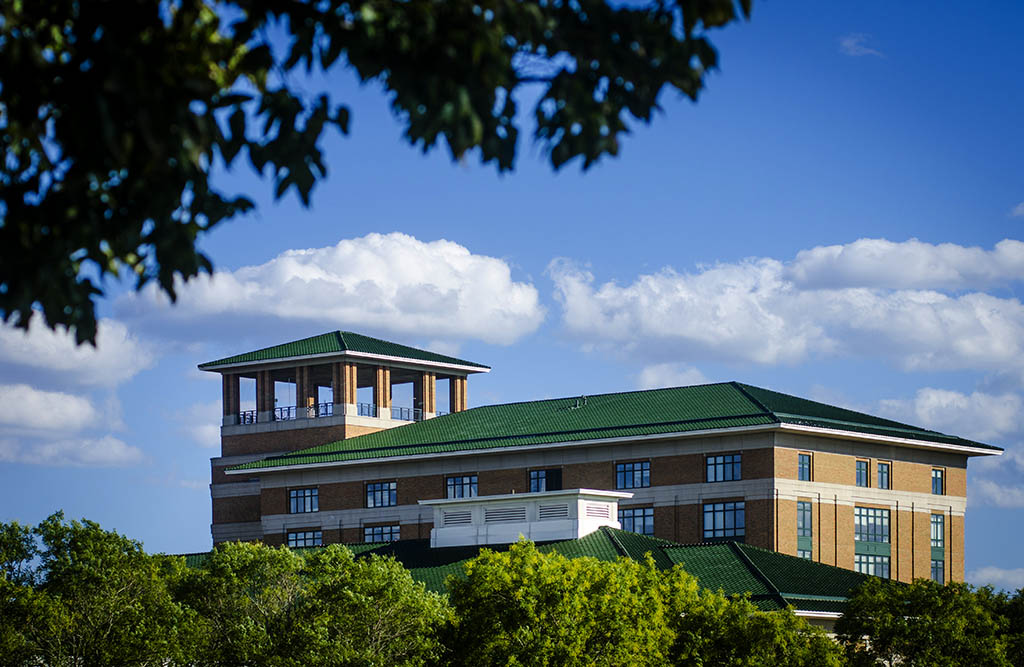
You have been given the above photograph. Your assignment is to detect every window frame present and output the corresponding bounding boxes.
[618,506,655,536]
[366,480,397,508]
[877,461,891,490]
[288,487,319,514]
[931,514,945,549]
[932,468,945,495]
[855,554,891,579]
[854,507,890,544]
[856,460,869,488]
[529,468,562,493]
[797,501,813,538]
[797,453,812,482]
[931,559,945,584]
[363,524,400,543]
[702,501,745,539]
[446,474,478,499]
[286,530,322,548]
[706,453,742,483]
[615,461,651,490]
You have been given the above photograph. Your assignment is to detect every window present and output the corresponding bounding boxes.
[703,501,745,539]
[932,468,945,495]
[854,507,890,543]
[618,507,654,535]
[529,469,562,493]
[289,487,318,514]
[364,525,400,543]
[855,554,890,579]
[798,550,813,560]
[287,530,322,548]
[706,454,742,482]
[931,514,945,548]
[856,460,869,487]
[797,501,812,538]
[931,559,945,584]
[366,481,397,508]
[877,462,890,490]
[616,461,650,489]
[446,475,478,498]
[798,453,811,481]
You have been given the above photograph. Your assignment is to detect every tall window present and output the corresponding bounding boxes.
[364,525,400,543]
[797,501,812,538]
[798,550,813,560]
[703,501,745,539]
[616,461,650,489]
[618,507,654,536]
[529,469,562,493]
[855,554,890,579]
[856,460,869,487]
[931,559,944,584]
[446,475,478,498]
[706,454,742,482]
[877,462,890,490]
[932,468,945,495]
[366,481,397,507]
[289,487,318,514]
[798,453,811,481]
[287,530,322,548]
[931,514,945,548]
[854,507,890,543]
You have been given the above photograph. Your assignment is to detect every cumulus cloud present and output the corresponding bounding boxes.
[969,566,1024,591]
[550,239,1024,375]
[1012,202,1024,218]
[177,400,222,449]
[786,238,1024,290]
[0,384,99,433]
[0,318,154,388]
[0,435,144,467]
[973,479,1024,508]
[636,364,708,390]
[117,233,544,346]
[839,33,884,57]
[878,389,1022,443]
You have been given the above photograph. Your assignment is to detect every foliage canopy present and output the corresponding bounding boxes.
[0,0,752,344]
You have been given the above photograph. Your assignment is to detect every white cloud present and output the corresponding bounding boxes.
[177,400,222,449]
[968,566,1024,591]
[636,364,708,390]
[878,389,1022,443]
[0,384,99,433]
[0,435,144,467]
[549,240,1024,375]
[1012,202,1024,218]
[786,238,1024,290]
[972,479,1024,508]
[0,318,155,388]
[839,33,884,57]
[118,233,545,346]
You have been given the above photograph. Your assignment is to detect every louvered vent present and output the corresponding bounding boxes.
[538,504,570,520]
[443,510,472,526]
[484,506,527,523]
[585,503,611,518]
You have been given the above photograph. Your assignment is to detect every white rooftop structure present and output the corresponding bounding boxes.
[419,488,633,548]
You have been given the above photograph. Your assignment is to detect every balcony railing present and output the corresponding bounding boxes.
[236,402,426,424]
[391,406,423,422]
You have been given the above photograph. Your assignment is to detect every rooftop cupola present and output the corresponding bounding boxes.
[199,331,489,449]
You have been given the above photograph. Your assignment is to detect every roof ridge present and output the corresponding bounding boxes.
[730,542,788,608]
[602,526,631,558]
[730,381,779,422]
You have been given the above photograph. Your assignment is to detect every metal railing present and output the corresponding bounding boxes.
[391,406,423,422]
[238,410,257,424]
[274,405,297,421]
[357,402,378,418]
[435,410,450,417]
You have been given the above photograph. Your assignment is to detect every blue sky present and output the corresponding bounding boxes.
[2,1,1023,588]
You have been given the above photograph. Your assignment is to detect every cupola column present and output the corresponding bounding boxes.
[332,361,358,416]
[256,370,274,422]
[296,365,315,418]
[221,373,240,426]
[374,365,391,417]
[414,372,437,418]
[450,376,468,413]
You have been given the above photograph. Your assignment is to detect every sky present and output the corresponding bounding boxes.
[2,0,1024,589]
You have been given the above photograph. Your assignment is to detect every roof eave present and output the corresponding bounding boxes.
[777,423,1002,457]
[198,349,490,374]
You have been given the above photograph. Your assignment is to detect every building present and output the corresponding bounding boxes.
[201,330,1003,584]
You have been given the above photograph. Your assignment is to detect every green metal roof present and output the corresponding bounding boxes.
[198,331,489,370]
[231,381,1000,472]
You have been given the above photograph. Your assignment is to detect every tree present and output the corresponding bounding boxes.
[0,0,753,345]
[444,540,674,666]
[835,577,1012,667]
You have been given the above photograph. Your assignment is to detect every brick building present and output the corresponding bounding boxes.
[202,330,1002,583]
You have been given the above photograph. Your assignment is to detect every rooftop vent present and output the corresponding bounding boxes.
[419,488,632,548]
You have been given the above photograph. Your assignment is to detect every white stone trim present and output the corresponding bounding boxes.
[774,479,966,515]
[211,481,261,498]
[199,349,489,375]
[777,423,1001,457]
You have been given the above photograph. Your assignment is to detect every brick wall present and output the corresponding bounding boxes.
[221,422,382,457]
[212,496,260,524]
